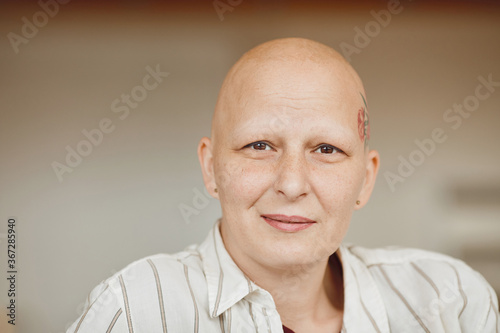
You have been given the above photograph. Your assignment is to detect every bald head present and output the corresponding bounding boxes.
[211,38,368,149]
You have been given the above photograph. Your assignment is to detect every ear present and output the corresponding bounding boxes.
[355,149,380,209]
[197,136,219,199]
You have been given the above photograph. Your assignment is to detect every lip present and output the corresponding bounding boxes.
[261,214,316,232]
[262,214,315,223]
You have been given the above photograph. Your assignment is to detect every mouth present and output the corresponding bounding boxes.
[261,214,316,232]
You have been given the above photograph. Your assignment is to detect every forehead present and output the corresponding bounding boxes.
[225,60,360,132]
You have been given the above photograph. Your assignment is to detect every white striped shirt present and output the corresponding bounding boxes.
[68,219,499,332]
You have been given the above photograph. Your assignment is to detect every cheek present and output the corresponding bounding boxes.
[216,159,271,204]
[313,164,365,214]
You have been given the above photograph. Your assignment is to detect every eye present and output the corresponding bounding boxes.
[244,141,272,151]
[314,144,343,154]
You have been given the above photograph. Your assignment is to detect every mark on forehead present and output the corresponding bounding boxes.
[357,92,370,147]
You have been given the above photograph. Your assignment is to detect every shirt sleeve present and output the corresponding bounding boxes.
[455,261,499,333]
[66,277,127,333]
[472,273,499,333]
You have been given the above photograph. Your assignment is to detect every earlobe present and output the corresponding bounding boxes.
[197,137,218,198]
[355,149,380,209]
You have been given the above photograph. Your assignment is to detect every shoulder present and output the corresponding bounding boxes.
[67,246,207,332]
[108,247,205,286]
[345,243,490,289]
[97,245,205,296]
[343,243,499,331]
[345,243,468,268]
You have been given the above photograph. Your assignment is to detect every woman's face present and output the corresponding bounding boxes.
[200,59,379,272]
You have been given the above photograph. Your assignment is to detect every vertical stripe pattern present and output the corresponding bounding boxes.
[448,263,468,318]
[147,259,168,333]
[212,228,224,318]
[119,275,134,333]
[411,262,440,297]
[219,314,225,333]
[262,307,272,333]
[248,301,258,333]
[226,308,232,333]
[183,263,199,333]
[73,285,109,333]
[378,266,430,333]
[106,308,123,333]
[350,266,381,333]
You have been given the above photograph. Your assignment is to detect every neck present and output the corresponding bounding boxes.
[244,252,344,328]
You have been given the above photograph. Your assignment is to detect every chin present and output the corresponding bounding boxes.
[257,241,330,269]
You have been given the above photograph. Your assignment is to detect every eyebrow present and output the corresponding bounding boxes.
[232,122,357,150]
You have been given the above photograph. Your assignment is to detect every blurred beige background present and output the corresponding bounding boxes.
[1,1,499,332]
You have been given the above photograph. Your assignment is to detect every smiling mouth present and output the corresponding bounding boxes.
[261,214,316,232]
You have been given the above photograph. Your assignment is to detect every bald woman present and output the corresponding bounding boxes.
[68,38,499,333]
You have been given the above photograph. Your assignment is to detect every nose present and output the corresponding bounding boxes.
[273,149,311,201]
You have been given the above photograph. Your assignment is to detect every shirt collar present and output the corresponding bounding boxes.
[337,243,390,332]
[198,218,263,318]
